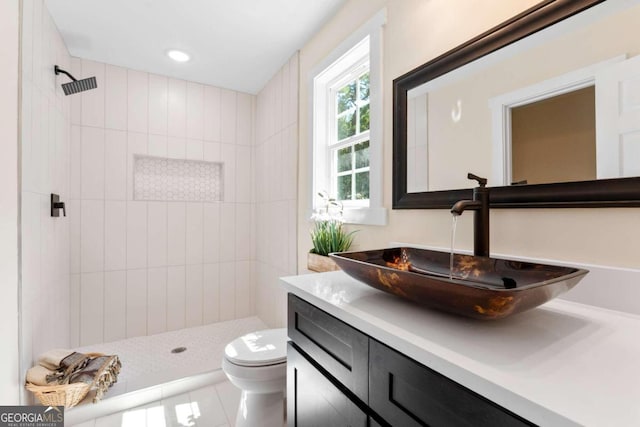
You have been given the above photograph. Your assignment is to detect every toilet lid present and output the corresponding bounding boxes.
[224,328,288,367]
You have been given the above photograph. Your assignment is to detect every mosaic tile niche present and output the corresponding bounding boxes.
[134,155,224,202]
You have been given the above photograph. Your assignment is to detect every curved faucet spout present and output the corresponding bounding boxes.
[451,200,482,216]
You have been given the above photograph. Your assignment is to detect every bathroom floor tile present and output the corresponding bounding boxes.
[70,381,235,427]
[215,380,241,425]
[189,385,228,426]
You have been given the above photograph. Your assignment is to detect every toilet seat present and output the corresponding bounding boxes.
[224,328,287,367]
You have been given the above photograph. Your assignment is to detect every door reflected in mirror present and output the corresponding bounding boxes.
[511,86,596,185]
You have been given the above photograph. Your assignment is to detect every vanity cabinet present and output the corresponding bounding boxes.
[288,343,368,426]
[287,294,533,427]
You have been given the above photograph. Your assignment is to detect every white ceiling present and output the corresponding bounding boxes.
[45,0,346,94]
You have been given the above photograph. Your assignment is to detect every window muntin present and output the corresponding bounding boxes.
[330,67,370,204]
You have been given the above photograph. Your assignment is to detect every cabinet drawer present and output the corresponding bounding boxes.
[369,340,534,427]
[287,343,367,427]
[288,294,368,403]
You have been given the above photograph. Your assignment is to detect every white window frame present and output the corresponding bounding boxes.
[310,9,386,225]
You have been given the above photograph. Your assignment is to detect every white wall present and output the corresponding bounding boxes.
[68,58,257,346]
[0,0,20,404]
[254,54,299,328]
[20,0,72,402]
[297,0,640,272]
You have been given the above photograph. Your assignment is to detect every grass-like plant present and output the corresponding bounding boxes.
[310,219,356,256]
[310,192,357,256]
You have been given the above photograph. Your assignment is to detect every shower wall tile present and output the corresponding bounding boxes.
[203,141,221,162]
[126,201,148,269]
[71,58,258,344]
[80,272,104,345]
[127,70,148,134]
[235,261,251,318]
[167,266,186,331]
[69,125,81,199]
[105,129,127,200]
[147,202,168,267]
[105,64,127,131]
[235,204,252,261]
[147,267,168,335]
[104,270,127,342]
[236,145,251,203]
[167,136,186,159]
[203,264,220,324]
[69,200,81,274]
[148,134,168,157]
[126,269,147,338]
[104,200,126,271]
[168,78,187,137]
[204,86,221,142]
[221,144,236,202]
[185,264,204,327]
[219,262,236,321]
[186,82,204,140]
[221,89,237,145]
[70,274,80,347]
[80,59,105,128]
[186,203,203,265]
[219,204,236,262]
[186,139,204,160]
[80,200,104,273]
[236,93,252,146]
[167,202,186,265]
[126,132,148,200]
[149,74,168,135]
[255,53,299,328]
[203,203,221,264]
[20,2,73,385]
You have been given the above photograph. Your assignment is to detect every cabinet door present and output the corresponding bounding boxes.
[288,294,369,402]
[288,343,367,427]
[369,340,534,427]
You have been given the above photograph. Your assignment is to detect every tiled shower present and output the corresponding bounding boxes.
[19,0,298,401]
[68,57,257,347]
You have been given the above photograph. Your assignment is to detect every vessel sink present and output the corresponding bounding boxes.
[330,247,588,320]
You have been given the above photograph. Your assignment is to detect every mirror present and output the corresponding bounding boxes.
[393,0,640,209]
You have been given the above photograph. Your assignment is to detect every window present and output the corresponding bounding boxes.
[332,64,370,204]
[310,10,386,225]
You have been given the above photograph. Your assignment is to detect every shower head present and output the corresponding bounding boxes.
[54,65,97,96]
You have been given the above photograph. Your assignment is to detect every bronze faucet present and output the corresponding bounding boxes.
[451,173,490,257]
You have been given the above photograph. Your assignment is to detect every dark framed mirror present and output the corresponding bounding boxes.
[393,0,640,209]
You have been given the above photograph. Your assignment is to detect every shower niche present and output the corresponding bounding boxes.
[133,155,224,202]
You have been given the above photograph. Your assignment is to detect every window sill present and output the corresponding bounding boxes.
[342,206,387,226]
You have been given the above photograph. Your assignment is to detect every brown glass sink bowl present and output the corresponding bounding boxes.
[330,247,588,320]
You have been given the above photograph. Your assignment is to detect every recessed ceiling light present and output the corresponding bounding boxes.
[166,49,190,63]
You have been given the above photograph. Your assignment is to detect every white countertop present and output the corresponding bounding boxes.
[281,271,640,427]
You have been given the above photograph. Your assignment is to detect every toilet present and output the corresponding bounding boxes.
[222,328,288,427]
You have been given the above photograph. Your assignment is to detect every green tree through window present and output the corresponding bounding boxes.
[333,71,370,203]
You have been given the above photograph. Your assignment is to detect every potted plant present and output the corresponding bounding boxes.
[308,192,357,272]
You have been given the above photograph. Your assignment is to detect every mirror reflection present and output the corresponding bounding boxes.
[406,0,640,192]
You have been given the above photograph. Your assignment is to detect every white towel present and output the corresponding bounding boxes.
[37,349,74,370]
[26,365,57,386]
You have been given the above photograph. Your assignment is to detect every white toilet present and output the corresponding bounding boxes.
[222,328,288,427]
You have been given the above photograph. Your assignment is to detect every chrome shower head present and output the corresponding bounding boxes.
[54,65,97,95]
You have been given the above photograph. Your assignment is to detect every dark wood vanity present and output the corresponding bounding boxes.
[287,294,533,426]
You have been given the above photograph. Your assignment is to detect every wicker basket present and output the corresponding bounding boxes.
[25,382,91,408]
[25,352,105,408]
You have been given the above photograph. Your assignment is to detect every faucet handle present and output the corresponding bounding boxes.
[467,173,487,187]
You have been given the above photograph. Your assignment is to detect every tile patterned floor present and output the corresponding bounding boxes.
[69,380,241,427]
